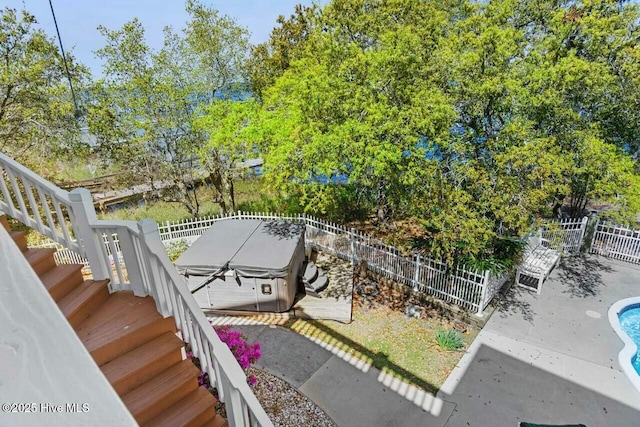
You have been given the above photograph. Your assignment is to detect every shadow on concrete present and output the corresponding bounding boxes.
[557,254,614,298]
[288,317,439,395]
[444,344,639,427]
[492,283,535,323]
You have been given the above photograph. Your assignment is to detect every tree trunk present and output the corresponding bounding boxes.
[376,180,389,223]
[223,173,235,213]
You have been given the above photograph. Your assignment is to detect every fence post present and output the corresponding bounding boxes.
[350,228,356,266]
[588,215,600,254]
[166,220,173,240]
[577,216,588,251]
[477,270,491,317]
[68,189,110,280]
[413,254,421,291]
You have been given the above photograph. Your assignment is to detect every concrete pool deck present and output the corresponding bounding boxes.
[439,254,640,426]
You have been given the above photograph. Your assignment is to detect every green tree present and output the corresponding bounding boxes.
[88,1,250,216]
[256,0,640,262]
[183,0,250,214]
[194,99,259,213]
[260,0,456,222]
[89,19,205,216]
[0,7,88,176]
[246,4,319,100]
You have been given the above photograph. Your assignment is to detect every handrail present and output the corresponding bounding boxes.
[139,218,271,425]
[0,152,273,427]
[0,152,81,254]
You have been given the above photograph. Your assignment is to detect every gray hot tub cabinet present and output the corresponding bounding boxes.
[175,219,305,312]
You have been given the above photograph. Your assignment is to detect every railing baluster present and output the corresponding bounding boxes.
[23,180,45,234]
[0,168,18,217]
[6,169,31,225]
[36,188,57,236]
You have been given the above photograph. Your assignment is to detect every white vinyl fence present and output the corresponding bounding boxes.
[33,211,509,316]
[590,220,640,264]
[540,217,588,253]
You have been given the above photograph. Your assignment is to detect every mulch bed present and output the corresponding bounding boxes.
[352,267,458,323]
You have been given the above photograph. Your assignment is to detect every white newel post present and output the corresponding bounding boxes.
[138,218,172,317]
[117,225,147,297]
[68,189,110,280]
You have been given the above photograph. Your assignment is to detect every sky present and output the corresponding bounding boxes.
[3,0,324,77]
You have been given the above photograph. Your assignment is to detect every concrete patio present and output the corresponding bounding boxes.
[439,254,640,426]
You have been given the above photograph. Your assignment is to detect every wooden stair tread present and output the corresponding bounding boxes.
[75,292,176,364]
[9,230,27,251]
[0,215,9,231]
[142,386,218,427]
[23,247,56,265]
[102,332,185,395]
[22,247,56,275]
[39,264,85,302]
[58,279,110,327]
[122,359,200,425]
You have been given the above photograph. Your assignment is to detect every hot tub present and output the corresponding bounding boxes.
[175,219,305,312]
[609,297,640,394]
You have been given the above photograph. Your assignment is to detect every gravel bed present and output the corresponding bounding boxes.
[249,367,336,427]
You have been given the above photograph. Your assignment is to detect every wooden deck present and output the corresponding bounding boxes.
[292,252,353,322]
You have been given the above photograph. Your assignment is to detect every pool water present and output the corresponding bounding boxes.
[619,304,640,375]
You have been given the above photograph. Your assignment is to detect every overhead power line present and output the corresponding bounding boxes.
[48,0,80,117]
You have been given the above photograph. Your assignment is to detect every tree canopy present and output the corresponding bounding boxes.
[255,0,640,261]
[87,1,250,216]
[0,7,88,176]
[5,0,639,264]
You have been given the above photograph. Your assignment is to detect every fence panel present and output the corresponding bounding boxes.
[590,221,640,264]
[541,217,588,253]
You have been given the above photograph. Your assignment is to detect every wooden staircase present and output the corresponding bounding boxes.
[1,216,227,427]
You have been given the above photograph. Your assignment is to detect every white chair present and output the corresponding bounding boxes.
[515,235,560,294]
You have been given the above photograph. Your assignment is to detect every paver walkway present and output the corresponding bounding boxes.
[212,255,640,427]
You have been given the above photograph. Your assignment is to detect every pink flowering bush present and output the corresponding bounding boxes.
[186,323,262,394]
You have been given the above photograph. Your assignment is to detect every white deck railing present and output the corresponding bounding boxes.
[0,152,272,427]
[590,220,640,264]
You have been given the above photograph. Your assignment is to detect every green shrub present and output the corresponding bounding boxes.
[435,328,464,351]
[165,239,189,262]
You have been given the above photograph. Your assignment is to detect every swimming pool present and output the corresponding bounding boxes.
[609,297,640,394]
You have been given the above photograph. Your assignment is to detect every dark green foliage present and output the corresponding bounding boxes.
[435,328,464,351]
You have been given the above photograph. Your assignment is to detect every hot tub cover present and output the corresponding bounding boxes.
[175,219,305,279]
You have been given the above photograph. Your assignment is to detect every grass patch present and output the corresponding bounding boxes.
[284,304,477,394]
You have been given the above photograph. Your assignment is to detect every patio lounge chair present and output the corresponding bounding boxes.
[515,235,560,294]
